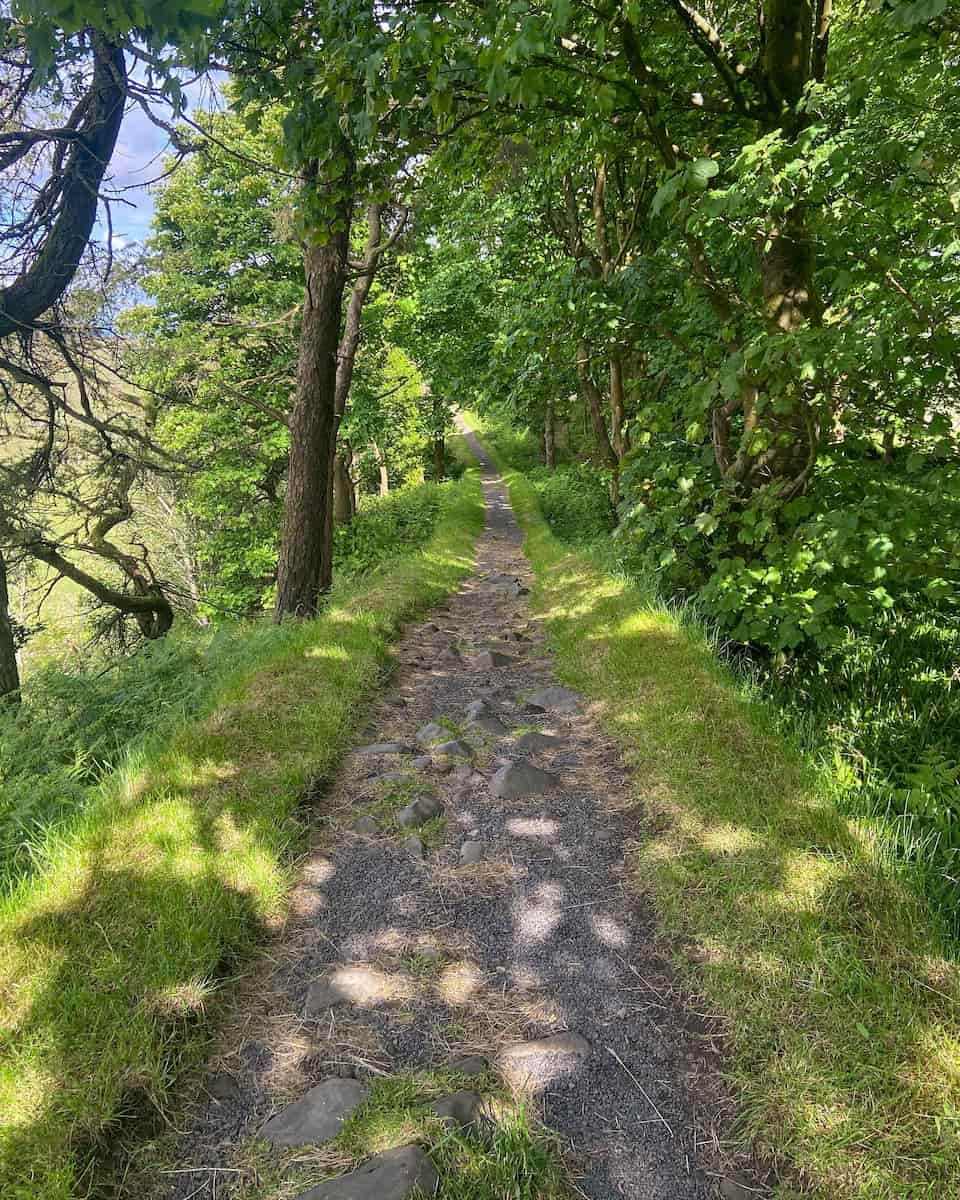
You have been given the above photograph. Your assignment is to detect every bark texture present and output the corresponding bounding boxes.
[276,189,352,618]
[0,551,20,701]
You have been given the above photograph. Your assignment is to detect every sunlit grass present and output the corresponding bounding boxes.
[467,414,960,1200]
[0,462,484,1200]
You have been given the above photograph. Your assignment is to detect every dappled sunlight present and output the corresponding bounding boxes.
[698,825,762,856]
[436,960,483,1005]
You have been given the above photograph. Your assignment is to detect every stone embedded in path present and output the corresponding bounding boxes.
[434,738,473,760]
[497,1033,591,1090]
[416,722,447,745]
[464,698,493,719]
[515,730,564,754]
[260,1078,368,1147]
[527,686,581,713]
[294,1144,438,1200]
[448,1053,489,1077]
[522,701,547,715]
[397,793,444,828]
[431,1089,483,1128]
[466,714,508,736]
[351,815,379,836]
[511,582,531,597]
[404,835,425,859]
[357,743,412,757]
[305,966,405,1015]
[459,840,483,865]
[410,755,432,770]
[490,760,559,799]
[477,649,516,669]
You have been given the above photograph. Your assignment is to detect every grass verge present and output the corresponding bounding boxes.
[465,415,960,1200]
[0,462,484,1200]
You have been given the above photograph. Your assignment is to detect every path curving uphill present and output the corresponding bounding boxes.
[160,434,731,1200]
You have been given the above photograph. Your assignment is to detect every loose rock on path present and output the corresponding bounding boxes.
[155,430,739,1200]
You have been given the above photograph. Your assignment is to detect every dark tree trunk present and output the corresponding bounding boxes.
[543,398,556,468]
[433,436,445,482]
[0,551,20,702]
[576,343,619,470]
[333,452,355,524]
[275,187,352,619]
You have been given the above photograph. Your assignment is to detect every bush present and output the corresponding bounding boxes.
[334,481,446,577]
[527,463,616,543]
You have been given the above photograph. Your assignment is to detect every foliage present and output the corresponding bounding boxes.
[334,482,445,578]
[526,463,615,544]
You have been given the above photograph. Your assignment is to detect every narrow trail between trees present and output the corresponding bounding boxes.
[161,437,730,1200]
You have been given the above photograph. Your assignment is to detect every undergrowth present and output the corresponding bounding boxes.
[468,411,960,1200]
[0,460,483,1200]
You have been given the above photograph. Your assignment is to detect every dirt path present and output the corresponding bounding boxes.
[158,439,727,1200]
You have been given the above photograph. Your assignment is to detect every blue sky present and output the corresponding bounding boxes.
[102,72,226,250]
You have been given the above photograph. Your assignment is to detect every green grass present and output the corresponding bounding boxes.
[0,461,484,1200]
[264,1071,566,1200]
[465,413,960,1200]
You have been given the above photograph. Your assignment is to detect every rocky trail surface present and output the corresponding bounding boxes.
[158,435,741,1200]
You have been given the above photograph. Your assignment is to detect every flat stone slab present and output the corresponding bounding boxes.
[431,1089,483,1127]
[464,698,493,719]
[295,1145,438,1200]
[398,794,444,828]
[448,1053,489,1077]
[351,815,379,835]
[497,1033,591,1090]
[356,743,412,757]
[261,1078,368,1147]
[477,649,516,669]
[466,715,508,736]
[490,760,559,799]
[434,738,473,760]
[416,722,447,745]
[305,966,407,1015]
[526,686,580,712]
[515,731,564,753]
[404,835,425,859]
[459,840,483,865]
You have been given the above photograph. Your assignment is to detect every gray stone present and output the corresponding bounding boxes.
[527,686,581,712]
[379,771,409,785]
[459,840,483,865]
[466,715,508,736]
[490,760,559,799]
[295,1144,438,1200]
[416,722,447,745]
[447,1053,489,1077]
[404,835,425,859]
[261,1078,368,1147]
[351,815,379,836]
[424,622,440,632]
[464,698,493,719]
[357,743,411,757]
[477,649,516,669]
[719,1175,758,1200]
[397,794,444,828]
[515,730,564,754]
[511,582,531,597]
[434,738,473,760]
[522,702,547,715]
[410,755,432,770]
[498,1033,590,1090]
[305,967,400,1015]
[452,763,473,782]
[431,1089,483,1128]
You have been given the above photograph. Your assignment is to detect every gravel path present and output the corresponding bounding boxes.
[159,438,730,1200]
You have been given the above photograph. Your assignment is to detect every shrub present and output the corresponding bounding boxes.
[527,463,616,543]
[334,482,446,577]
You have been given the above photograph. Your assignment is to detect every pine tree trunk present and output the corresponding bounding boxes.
[275,199,351,619]
[0,551,21,702]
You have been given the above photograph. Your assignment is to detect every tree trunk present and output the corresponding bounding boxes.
[373,443,390,495]
[319,203,384,593]
[609,353,629,460]
[576,343,618,470]
[333,452,355,524]
[275,188,352,619]
[543,398,556,468]
[0,551,20,702]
